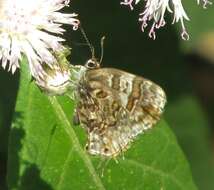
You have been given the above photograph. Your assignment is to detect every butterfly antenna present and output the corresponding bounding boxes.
[80,26,95,59]
[100,36,105,63]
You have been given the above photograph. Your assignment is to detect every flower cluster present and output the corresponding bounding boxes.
[0,0,79,81]
[35,48,72,95]
[121,0,212,40]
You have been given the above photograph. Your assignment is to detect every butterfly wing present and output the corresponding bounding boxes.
[77,68,166,157]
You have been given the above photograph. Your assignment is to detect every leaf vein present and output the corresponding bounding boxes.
[48,97,106,190]
[125,158,185,190]
[56,148,74,190]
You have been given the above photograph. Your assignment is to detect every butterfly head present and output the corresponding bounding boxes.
[85,58,100,70]
[80,27,105,70]
[85,35,105,70]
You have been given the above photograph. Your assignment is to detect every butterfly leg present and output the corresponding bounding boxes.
[96,157,111,177]
[72,109,80,126]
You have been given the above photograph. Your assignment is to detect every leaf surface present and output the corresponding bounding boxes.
[165,96,214,190]
[7,63,197,190]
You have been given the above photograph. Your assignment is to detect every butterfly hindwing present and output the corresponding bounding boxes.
[76,67,166,157]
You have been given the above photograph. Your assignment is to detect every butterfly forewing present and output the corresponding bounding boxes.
[76,67,166,157]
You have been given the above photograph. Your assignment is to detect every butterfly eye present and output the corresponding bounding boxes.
[85,59,100,69]
[104,147,110,154]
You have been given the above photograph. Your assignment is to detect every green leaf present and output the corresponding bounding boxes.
[7,62,197,190]
[165,95,214,190]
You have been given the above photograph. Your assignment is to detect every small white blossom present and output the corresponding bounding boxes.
[121,0,212,40]
[37,64,71,95]
[0,0,79,80]
[35,48,72,95]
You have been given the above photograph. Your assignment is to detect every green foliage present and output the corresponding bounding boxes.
[165,96,214,190]
[7,60,197,190]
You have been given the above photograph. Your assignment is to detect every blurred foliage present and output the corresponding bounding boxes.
[0,69,19,189]
[165,96,214,190]
[0,0,213,189]
[181,1,214,51]
[194,32,214,62]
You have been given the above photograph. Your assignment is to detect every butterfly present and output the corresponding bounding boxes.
[71,57,167,157]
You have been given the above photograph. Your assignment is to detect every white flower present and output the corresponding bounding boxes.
[36,48,72,95]
[36,48,87,96]
[0,0,79,80]
[121,0,212,40]
[37,64,71,95]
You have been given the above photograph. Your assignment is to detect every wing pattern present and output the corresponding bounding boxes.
[76,68,166,157]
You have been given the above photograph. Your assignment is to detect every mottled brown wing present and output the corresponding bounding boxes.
[77,68,166,157]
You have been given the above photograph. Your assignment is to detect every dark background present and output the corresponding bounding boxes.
[1,1,214,189]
